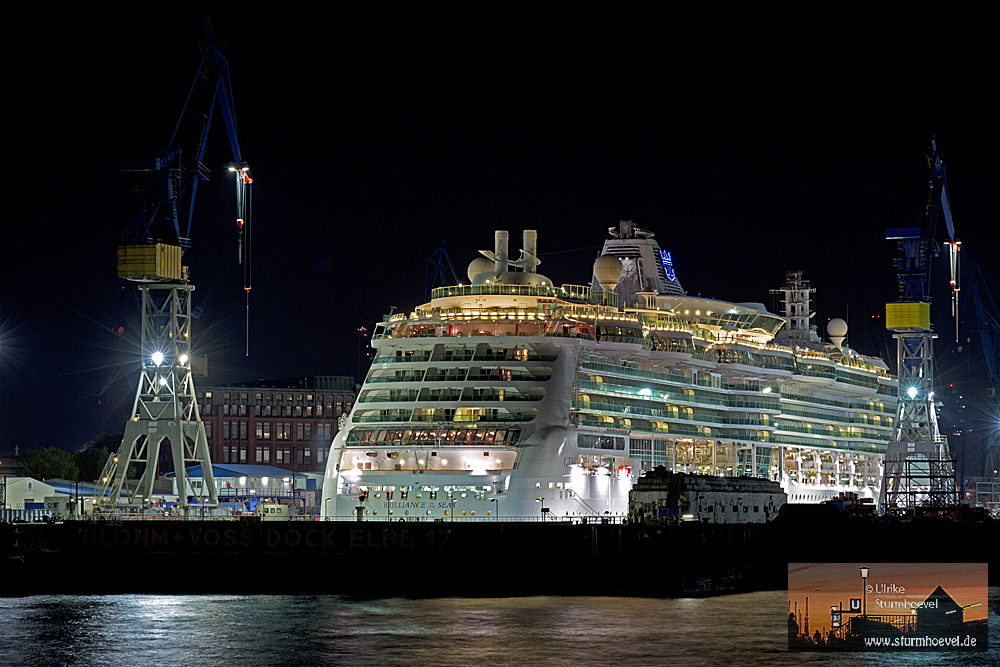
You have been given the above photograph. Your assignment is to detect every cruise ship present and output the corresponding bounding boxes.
[321,222,896,519]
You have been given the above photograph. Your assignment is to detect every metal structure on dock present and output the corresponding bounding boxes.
[98,283,218,510]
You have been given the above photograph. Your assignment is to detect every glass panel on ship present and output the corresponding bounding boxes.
[321,225,898,520]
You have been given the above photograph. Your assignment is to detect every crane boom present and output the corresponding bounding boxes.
[121,17,248,254]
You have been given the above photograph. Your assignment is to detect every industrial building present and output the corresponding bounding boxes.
[196,375,356,475]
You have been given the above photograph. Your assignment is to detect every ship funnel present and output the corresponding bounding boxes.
[521,229,539,273]
[494,230,509,273]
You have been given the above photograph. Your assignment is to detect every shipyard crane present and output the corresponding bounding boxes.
[425,238,459,302]
[957,260,1000,483]
[96,18,252,515]
[879,138,961,512]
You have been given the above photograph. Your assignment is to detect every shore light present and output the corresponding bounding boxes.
[860,566,870,618]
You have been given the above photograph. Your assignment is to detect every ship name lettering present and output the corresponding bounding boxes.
[425,529,452,548]
[264,528,310,549]
[151,528,168,548]
[285,529,302,548]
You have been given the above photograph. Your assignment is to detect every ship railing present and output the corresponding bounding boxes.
[342,515,628,524]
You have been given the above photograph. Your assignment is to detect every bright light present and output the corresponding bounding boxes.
[638,388,652,396]
[179,354,189,364]
[907,387,918,399]
[151,351,164,366]
[159,377,168,386]
[262,477,269,485]
[762,387,772,394]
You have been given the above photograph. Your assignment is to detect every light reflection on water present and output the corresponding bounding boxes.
[1,589,997,667]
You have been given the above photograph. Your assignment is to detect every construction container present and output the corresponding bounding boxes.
[117,243,185,281]
[885,301,931,331]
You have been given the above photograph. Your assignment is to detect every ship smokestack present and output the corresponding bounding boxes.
[494,230,509,273]
[523,230,537,273]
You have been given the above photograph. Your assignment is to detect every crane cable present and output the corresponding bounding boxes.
[235,164,253,355]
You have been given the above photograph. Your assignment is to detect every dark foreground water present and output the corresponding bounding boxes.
[2,589,998,666]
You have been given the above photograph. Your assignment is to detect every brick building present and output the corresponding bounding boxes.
[196,376,356,474]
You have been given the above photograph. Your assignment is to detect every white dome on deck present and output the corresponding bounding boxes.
[593,254,624,291]
[467,257,495,283]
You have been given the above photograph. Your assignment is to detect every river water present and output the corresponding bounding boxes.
[2,589,998,666]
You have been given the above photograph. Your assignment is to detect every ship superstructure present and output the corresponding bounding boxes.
[322,223,896,519]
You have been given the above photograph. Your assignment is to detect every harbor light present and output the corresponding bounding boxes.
[151,351,164,366]
[907,386,918,399]
[179,354,188,364]
[860,566,869,618]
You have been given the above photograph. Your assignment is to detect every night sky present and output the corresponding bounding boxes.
[3,9,998,457]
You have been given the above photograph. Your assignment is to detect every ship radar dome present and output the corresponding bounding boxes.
[467,257,495,283]
[827,317,848,348]
[593,254,624,291]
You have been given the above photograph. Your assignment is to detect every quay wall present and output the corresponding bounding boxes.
[2,513,996,596]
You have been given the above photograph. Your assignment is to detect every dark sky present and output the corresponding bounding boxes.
[2,9,998,453]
